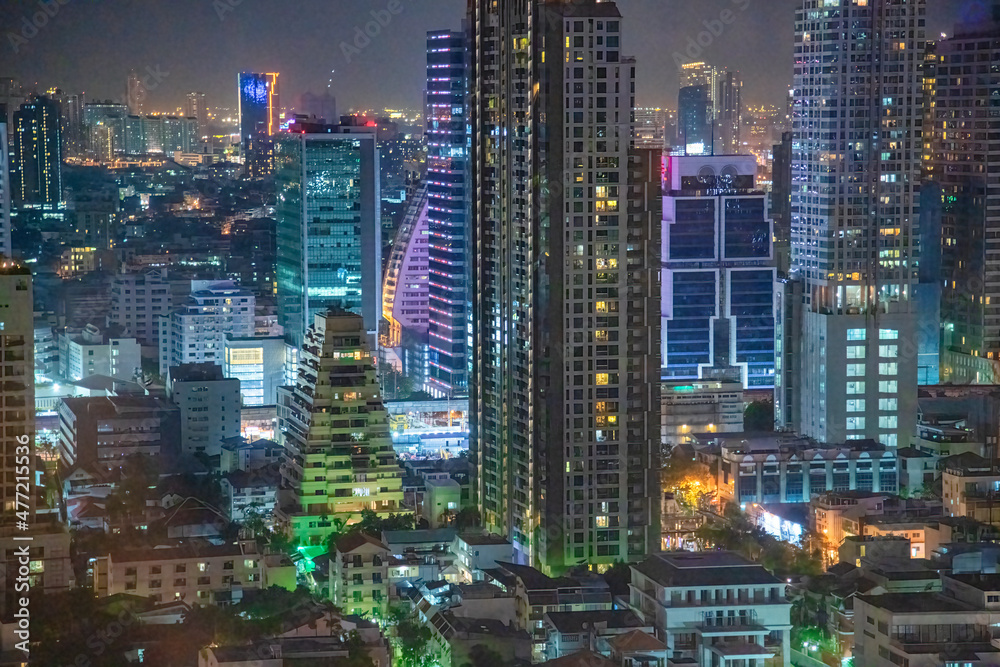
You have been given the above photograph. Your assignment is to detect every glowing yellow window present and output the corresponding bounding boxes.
[596,373,609,386]
[596,516,609,528]
[595,330,608,342]
[596,301,608,313]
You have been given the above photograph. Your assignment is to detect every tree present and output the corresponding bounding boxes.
[744,400,775,432]
[462,645,506,667]
[452,507,481,531]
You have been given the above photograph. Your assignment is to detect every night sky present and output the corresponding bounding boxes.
[0,0,979,112]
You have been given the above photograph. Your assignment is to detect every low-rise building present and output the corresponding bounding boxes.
[422,472,461,528]
[543,609,649,661]
[0,523,73,617]
[662,378,744,447]
[221,464,279,522]
[715,435,898,505]
[942,453,1000,524]
[428,613,532,667]
[220,437,282,473]
[92,540,294,605]
[332,532,390,621]
[854,592,1000,667]
[629,551,792,667]
[58,395,181,471]
[452,533,512,583]
[59,323,142,382]
[484,563,614,663]
[167,362,241,456]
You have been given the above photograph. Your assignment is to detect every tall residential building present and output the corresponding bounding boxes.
[771,130,793,276]
[425,29,471,397]
[936,13,1000,384]
[158,280,255,376]
[662,155,775,389]
[274,312,406,545]
[716,70,742,155]
[0,106,9,256]
[238,72,279,178]
[0,266,33,512]
[84,101,127,156]
[470,0,660,573]
[786,0,925,446]
[185,91,209,138]
[275,120,381,349]
[11,96,63,205]
[677,85,711,155]
[126,69,144,115]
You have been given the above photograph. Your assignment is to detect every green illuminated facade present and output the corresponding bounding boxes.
[274,312,407,546]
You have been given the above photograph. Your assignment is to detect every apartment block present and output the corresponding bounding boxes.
[167,362,241,456]
[92,540,295,605]
[629,551,792,666]
[274,312,406,544]
[331,532,390,621]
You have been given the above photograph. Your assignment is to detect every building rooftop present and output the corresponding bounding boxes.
[110,540,251,563]
[382,528,456,546]
[857,592,977,614]
[540,650,617,667]
[169,362,226,383]
[336,531,388,554]
[545,609,645,634]
[633,551,782,588]
[947,573,1000,591]
[609,629,667,653]
[458,533,511,546]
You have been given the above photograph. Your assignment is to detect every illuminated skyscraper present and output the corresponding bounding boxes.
[0,106,9,257]
[782,0,926,445]
[470,0,660,573]
[936,14,1000,383]
[425,29,470,397]
[662,155,775,390]
[238,72,279,178]
[11,95,62,205]
[275,119,381,349]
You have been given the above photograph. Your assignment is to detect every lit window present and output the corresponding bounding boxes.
[596,516,608,528]
[846,417,866,430]
[879,345,897,358]
[847,346,866,359]
[847,329,866,341]
[596,373,609,386]
[879,363,897,376]
[846,399,865,412]
[879,329,898,340]
[847,364,864,377]
[847,381,865,394]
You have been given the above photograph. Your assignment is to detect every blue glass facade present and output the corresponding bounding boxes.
[275,126,381,349]
[238,72,278,178]
[425,30,470,396]
[662,156,775,389]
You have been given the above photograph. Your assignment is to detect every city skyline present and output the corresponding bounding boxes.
[0,0,971,112]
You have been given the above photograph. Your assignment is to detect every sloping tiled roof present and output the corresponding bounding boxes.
[609,630,667,652]
[336,531,388,554]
